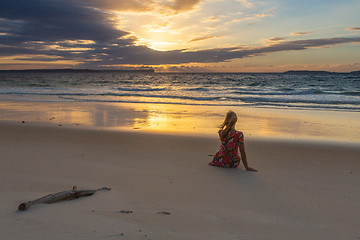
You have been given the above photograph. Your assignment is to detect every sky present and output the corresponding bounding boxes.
[0,0,360,72]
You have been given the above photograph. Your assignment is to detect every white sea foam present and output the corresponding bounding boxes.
[0,72,359,111]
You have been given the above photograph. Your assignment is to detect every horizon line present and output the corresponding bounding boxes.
[0,68,359,74]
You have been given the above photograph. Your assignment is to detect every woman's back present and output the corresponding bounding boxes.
[209,129,244,168]
[209,110,257,171]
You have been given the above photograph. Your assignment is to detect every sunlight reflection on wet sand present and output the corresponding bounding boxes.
[1,101,360,143]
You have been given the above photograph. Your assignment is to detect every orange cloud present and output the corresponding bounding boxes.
[172,0,200,13]
[291,31,315,36]
[187,35,223,43]
[203,16,221,23]
[347,27,360,31]
[236,0,254,8]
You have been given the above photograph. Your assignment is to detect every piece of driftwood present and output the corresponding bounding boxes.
[18,186,111,211]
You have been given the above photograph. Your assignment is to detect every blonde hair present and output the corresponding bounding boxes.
[219,110,237,138]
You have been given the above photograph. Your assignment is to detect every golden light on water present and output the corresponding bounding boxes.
[1,101,360,142]
[130,104,220,134]
[0,102,93,126]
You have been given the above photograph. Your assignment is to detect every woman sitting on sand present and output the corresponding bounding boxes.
[209,110,257,171]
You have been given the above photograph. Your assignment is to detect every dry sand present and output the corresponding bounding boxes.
[1,121,359,240]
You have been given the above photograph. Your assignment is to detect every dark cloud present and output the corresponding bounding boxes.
[78,0,201,14]
[80,0,154,12]
[0,0,128,44]
[78,36,360,67]
[268,37,286,41]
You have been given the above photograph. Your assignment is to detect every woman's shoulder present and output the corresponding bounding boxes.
[233,130,245,143]
[235,130,244,136]
[218,129,244,138]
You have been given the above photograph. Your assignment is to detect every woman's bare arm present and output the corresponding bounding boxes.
[239,143,258,172]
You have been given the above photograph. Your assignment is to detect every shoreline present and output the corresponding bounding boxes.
[1,100,360,144]
[2,120,360,149]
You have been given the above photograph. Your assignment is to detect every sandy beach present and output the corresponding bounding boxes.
[1,102,360,240]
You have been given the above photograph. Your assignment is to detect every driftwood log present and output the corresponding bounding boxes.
[18,186,111,211]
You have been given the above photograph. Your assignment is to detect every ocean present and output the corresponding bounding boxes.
[0,71,359,112]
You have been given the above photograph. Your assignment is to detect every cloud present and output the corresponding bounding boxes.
[231,16,256,23]
[347,27,360,31]
[77,36,360,67]
[1,0,360,69]
[187,35,223,43]
[202,16,221,23]
[0,0,128,43]
[172,0,201,13]
[80,0,201,15]
[79,0,154,12]
[229,9,274,25]
[255,13,269,18]
[268,37,286,42]
[291,31,315,36]
[236,0,254,8]
[14,56,67,62]
[0,0,138,54]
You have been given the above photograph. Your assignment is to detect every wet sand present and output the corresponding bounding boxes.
[1,100,360,142]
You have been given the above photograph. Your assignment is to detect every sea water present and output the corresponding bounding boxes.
[0,71,359,112]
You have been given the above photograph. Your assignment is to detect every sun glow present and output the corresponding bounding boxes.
[135,35,178,51]
[148,41,178,51]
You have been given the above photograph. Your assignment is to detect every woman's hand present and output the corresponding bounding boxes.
[245,166,258,172]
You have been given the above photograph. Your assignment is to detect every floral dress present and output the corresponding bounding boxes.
[209,129,244,168]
